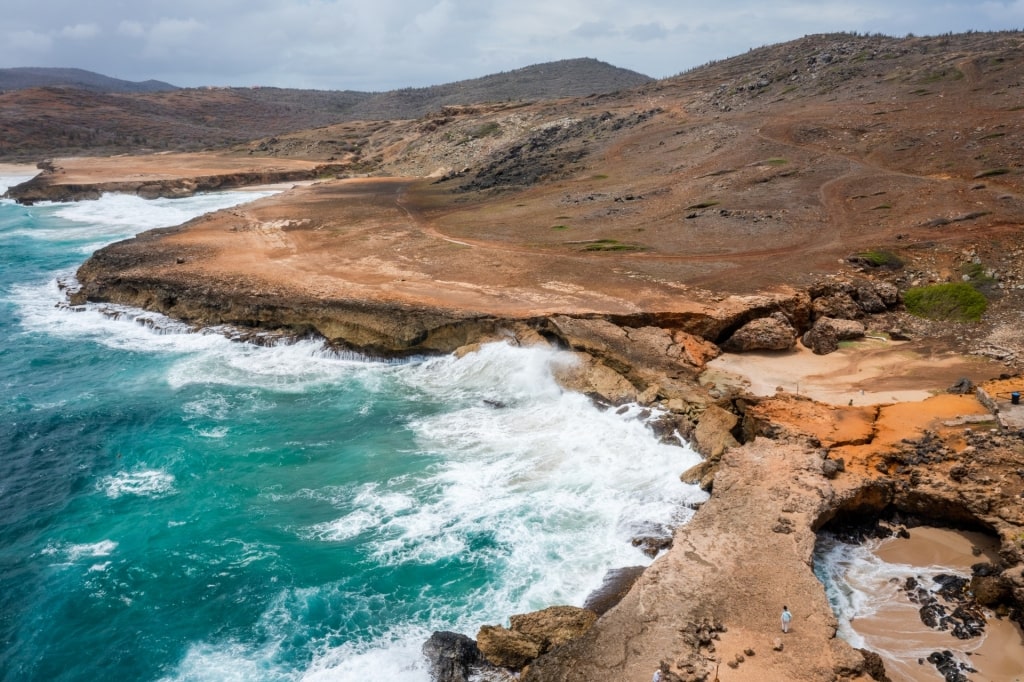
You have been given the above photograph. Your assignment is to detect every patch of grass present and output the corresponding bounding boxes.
[852,249,903,268]
[979,132,1006,140]
[467,121,501,139]
[909,88,933,96]
[591,174,609,180]
[921,69,964,83]
[581,239,642,252]
[765,158,788,165]
[974,168,1010,178]
[551,225,569,230]
[686,200,719,209]
[871,204,892,210]
[904,282,987,322]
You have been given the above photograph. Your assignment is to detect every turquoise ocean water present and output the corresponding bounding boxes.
[0,176,706,682]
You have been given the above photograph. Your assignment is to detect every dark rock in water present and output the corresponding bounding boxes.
[925,650,974,682]
[483,399,507,409]
[583,565,646,615]
[948,605,986,640]
[919,602,946,629]
[631,534,672,557]
[422,631,486,682]
[857,648,893,682]
[933,574,968,600]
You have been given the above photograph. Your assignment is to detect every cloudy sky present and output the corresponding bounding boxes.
[2,1,1022,91]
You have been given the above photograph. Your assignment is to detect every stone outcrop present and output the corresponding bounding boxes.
[476,606,597,670]
[720,312,797,352]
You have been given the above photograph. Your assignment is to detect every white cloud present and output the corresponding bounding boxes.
[117,20,146,38]
[0,1,1021,88]
[60,23,100,40]
[5,29,53,53]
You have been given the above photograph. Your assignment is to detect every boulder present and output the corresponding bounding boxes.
[854,283,887,314]
[476,625,543,669]
[550,352,637,404]
[477,606,598,670]
[802,322,839,355]
[970,574,1010,607]
[802,317,866,355]
[509,606,598,651]
[422,631,487,682]
[672,330,722,368]
[692,404,740,458]
[812,292,862,320]
[872,281,900,306]
[721,313,797,352]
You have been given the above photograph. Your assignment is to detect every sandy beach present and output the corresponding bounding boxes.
[703,339,1002,407]
[845,527,1024,682]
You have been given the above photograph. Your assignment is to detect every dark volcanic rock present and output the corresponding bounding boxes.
[422,631,486,682]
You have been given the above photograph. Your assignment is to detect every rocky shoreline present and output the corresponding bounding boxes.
[68,231,1024,681]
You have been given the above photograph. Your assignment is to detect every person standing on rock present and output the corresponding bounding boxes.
[781,605,792,633]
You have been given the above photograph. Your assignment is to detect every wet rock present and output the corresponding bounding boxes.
[925,650,973,682]
[423,631,487,682]
[583,566,646,615]
[857,648,892,682]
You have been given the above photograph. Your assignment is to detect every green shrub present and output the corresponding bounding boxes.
[582,239,641,252]
[468,121,501,139]
[904,282,987,322]
[853,249,903,268]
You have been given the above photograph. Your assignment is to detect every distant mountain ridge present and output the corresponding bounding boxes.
[0,67,178,93]
[346,58,653,119]
[0,58,652,160]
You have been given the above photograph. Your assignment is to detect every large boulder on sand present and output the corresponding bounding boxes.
[802,317,866,355]
[721,313,797,352]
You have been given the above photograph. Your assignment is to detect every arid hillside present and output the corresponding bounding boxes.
[7,31,1023,361]
[0,58,650,161]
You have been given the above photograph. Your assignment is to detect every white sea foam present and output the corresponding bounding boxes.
[815,534,977,653]
[0,173,37,196]
[42,539,119,563]
[160,343,705,681]
[1,189,277,254]
[99,469,176,499]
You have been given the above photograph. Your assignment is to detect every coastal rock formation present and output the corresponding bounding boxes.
[422,631,491,682]
[476,606,598,670]
[3,156,339,204]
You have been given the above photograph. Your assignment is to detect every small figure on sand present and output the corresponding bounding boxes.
[781,605,792,633]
